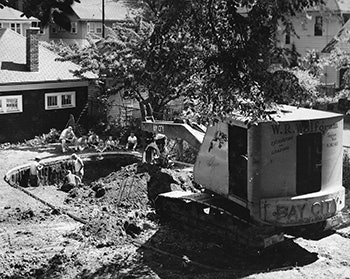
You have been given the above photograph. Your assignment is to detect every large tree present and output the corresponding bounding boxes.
[49,1,204,118]
[122,0,326,119]
[13,0,326,120]
[171,0,326,119]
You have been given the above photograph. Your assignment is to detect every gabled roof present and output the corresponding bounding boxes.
[335,0,350,13]
[229,105,342,125]
[304,0,350,13]
[322,19,350,53]
[0,6,38,21]
[72,0,136,21]
[0,28,96,84]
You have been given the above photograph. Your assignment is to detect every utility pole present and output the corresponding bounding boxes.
[102,0,105,38]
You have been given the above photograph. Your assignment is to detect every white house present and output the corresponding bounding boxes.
[275,0,350,88]
[0,5,48,40]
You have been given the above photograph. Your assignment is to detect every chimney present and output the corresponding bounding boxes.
[26,27,40,72]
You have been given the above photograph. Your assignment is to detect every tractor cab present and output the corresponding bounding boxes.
[194,105,345,227]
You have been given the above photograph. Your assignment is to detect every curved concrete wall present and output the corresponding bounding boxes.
[4,151,142,187]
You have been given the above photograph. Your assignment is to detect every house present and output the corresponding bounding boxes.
[275,0,350,88]
[0,5,48,41]
[48,0,137,46]
[321,18,350,87]
[0,27,96,142]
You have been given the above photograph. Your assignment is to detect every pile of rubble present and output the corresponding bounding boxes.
[63,163,199,247]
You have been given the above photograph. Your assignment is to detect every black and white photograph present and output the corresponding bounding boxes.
[1,0,350,278]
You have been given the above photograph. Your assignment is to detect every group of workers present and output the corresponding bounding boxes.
[28,134,168,192]
[28,153,85,192]
[27,123,170,192]
[58,126,138,154]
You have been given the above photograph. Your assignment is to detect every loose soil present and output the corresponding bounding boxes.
[1,145,350,279]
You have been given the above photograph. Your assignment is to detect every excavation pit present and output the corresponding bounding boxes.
[4,151,142,188]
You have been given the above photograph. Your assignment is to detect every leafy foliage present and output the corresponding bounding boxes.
[48,0,326,121]
[320,48,350,89]
[128,0,326,120]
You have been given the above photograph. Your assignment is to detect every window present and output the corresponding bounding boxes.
[0,95,23,114]
[314,16,323,36]
[31,22,45,34]
[95,23,102,34]
[10,23,21,34]
[285,33,290,44]
[284,23,292,45]
[47,95,58,108]
[45,92,76,110]
[71,22,77,33]
[62,94,72,106]
[87,22,102,34]
[52,25,57,33]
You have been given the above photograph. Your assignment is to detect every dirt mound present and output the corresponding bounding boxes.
[63,163,198,247]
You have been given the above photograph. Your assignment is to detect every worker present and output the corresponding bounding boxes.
[28,157,43,187]
[71,153,84,179]
[126,132,138,151]
[155,133,170,167]
[87,131,99,149]
[155,133,167,151]
[95,139,107,153]
[75,135,88,152]
[143,137,160,165]
[61,170,81,192]
[105,136,118,151]
[59,126,77,153]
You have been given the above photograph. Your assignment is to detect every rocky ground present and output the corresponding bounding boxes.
[1,145,350,278]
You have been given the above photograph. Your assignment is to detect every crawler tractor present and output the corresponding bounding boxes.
[141,105,345,248]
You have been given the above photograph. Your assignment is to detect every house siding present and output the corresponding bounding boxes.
[48,13,84,43]
[0,86,88,142]
[49,19,125,46]
[276,13,343,57]
[275,12,347,88]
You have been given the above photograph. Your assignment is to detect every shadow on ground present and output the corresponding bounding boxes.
[135,225,319,278]
[68,223,319,279]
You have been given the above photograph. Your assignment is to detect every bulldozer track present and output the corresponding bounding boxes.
[155,192,284,250]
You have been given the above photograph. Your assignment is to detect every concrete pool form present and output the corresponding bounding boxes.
[3,151,142,222]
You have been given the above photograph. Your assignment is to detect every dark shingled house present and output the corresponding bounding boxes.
[0,27,96,142]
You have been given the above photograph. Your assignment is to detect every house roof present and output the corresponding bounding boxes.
[306,0,350,13]
[334,0,350,13]
[321,19,350,53]
[72,0,137,21]
[269,105,342,122]
[230,105,342,125]
[0,6,38,21]
[0,28,96,85]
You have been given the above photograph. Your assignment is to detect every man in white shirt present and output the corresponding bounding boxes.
[61,170,81,192]
[126,132,138,151]
[59,126,77,153]
[71,153,84,179]
[28,157,43,186]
